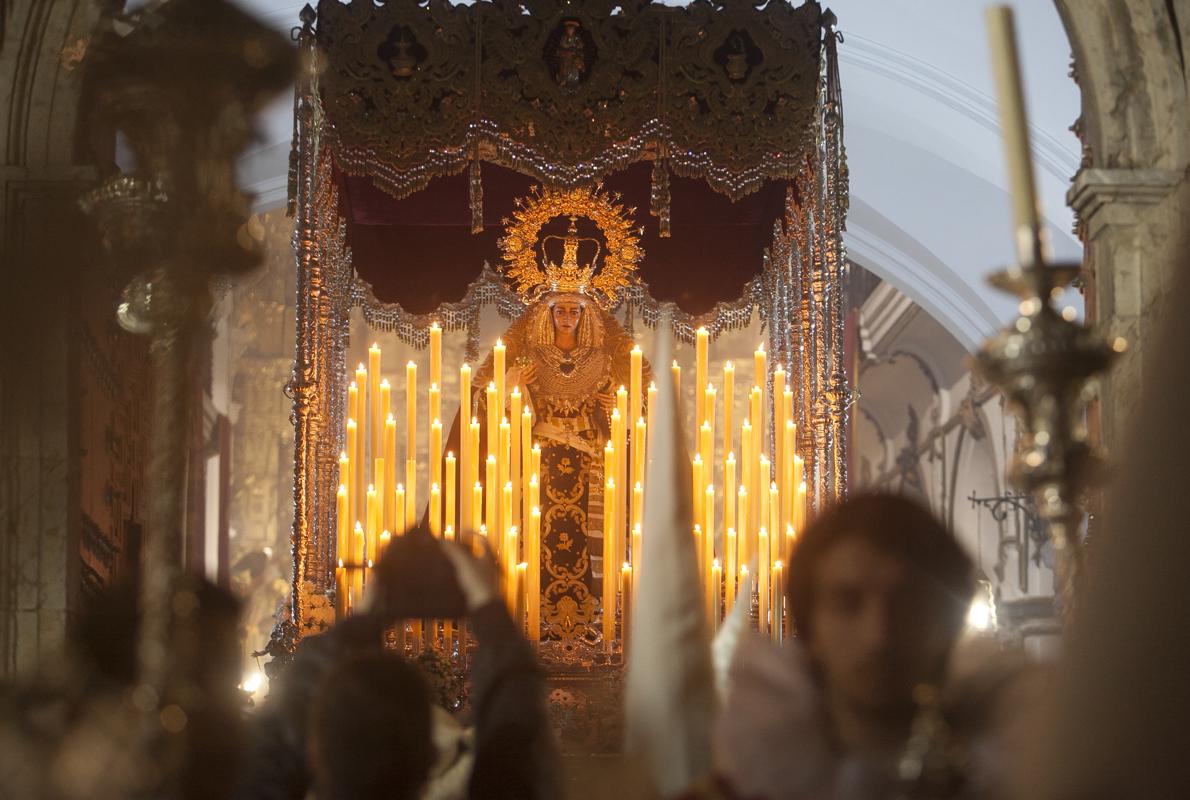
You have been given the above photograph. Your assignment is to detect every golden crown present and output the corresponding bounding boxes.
[499,185,643,307]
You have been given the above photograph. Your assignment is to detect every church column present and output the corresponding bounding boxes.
[1067,168,1183,453]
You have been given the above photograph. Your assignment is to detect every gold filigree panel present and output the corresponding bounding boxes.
[315,0,824,200]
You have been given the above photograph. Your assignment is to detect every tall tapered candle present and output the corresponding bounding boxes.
[699,420,713,494]
[510,388,522,534]
[336,560,348,618]
[531,444,541,487]
[366,484,378,559]
[633,417,647,502]
[486,456,498,553]
[383,415,397,531]
[429,322,442,389]
[754,342,766,406]
[498,418,511,535]
[373,457,386,550]
[528,506,541,642]
[486,382,498,469]
[521,405,533,526]
[346,419,360,524]
[737,486,749,569]
[369,344,382,461]
[445,451,456,535]
[704,382,716,474]
[773,366,785,493]
[603,476,617,651]
[336,483,349,562]
[502,482,513,543]
[347,382,359,495]
[759,454,771,542]
[795,480,808,536]
[405,361,417,459]
[772,560,784,643]
[692,455,704,566]
[695,327,709,426]
[505,524,519,607]
[353,521,365,597]
[339,452,351,538]
[430,418,443,512]
[527,474,539,546]
[724,452,737,533]
[459,365,472,529]
[723,362,734,457]
[758,527,770,633]
[985,5,1041,257]
[630,344,643,429]
[405,459,417,531]
[469,417,481,495]
[516,561,528,629]
[429,482,442,537]
[632,481,644,531]
[394,484,405,536]
[781,420,795,535]
[621,562,634,649]
[769,482,781,564]
[472,482,483,538]
[783,387,794,433]
[379,530,391,559]
[710,559,722,632]
[429,383,441,449]
[725,527,737,613]
[613,402,627,554]
[493,339,506,416]
[692,525,704,586]
[380,376,392,430]
[704,484,716,596]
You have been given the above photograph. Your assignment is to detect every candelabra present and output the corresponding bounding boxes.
[80,1,294,794]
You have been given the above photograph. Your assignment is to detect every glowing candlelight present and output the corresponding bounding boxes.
[366,484,378,559]
[521,404,533,527]
[472,482,483,538]
[430,418,443,517]
[445,451,456,535]
[493,338,506,412]
[383,415,397,532]
[704,484,716,598]
[633,417,647,505]
[723,361,734,457]
[771,560,784,643]
[336,483,349,563]
[696,327,709,426]
[459,364,472,529]
[647,382,658,443]
[737,486,749,569]
[486,382,498,474]
[631,521,643,599]
[630,344,643,429]
[369,344,382,464]
[671,360,681,406]
[429,322,442,389]
[704,383,716,477]
[528,506,541,642]
[710,559,722,632]
[510,388,522,535]
[603,476,617,652]
[429,383,441,449]
[632,481,644,531]
[405,361,417,461]
[346,419,360,525]
[405,457,417,532]
[335,560,348,618]
[429,482,441,537]
[394,484,405,536]
[724,452,737,535]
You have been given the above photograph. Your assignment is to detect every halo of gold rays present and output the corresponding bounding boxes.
[499,185,644,308]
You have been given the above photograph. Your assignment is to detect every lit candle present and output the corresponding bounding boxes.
[445,451,456,535]
[405,361,417,461]
[339,450,351,534]
[516,561,528,629]
[336,560,348,618]
[724,452,737,535]
[603,476,617,652]
[472,482,483,538]
[373,455,386,546]
[353,521,365,598]
[740,419,752,538]
[704,484,716,599]
[630,344,643,430]
[692,454,704,568]
[699,420,713,496]
[739,564,750,619]
[723,362,734,457]
[346,419,360,525]
[366,484,378,560]
[505,524,519,609]
[429,482,442,537]
[430,418,443,517]
[493,339,506,417]
[781,420,795,536]
[759,454,771,545]
[521,405,533,527]
[710,559,722,632]
[771,560,784,643]
[773,366,785,498]
[770,482,781,565]
[511,390,523,530]
[783,387,794,433]
[613,401,627,557]
[429,383,441,447]
[429,322,442,389]
[336,483,349,563]
[671,360,681,407]
[498,418,511,534]
[704,383,716,477]
[369,344,382,464]
[633,481,644,531]
[383,415,397,532]
[737,486,749,569]
[394,484,406,536]
[528,506,541,643]
[754,343,767,395]
[347,381,359,476]
[633,417,647,505]
[621,562,633,648]
[795,480,808,538]
[725,527,737,614]
[502,481,513,541]
[378,530,391,560]
[469,417,481,503]
[531,444,541,487]
[695,327,709,426]
[758,527,770,634]
[486,456,498,554]
[693,525,704,589]
[527,475,540,544]
[486,382,498,474]
[459,364,472,529]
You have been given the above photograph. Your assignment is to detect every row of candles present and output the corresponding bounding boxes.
[333,323,808,648]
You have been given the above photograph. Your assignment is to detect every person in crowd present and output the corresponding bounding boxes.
[235,529,557,800]
[713,493,1035,799]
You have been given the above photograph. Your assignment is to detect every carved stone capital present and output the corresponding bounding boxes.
[1067,168,1181,239]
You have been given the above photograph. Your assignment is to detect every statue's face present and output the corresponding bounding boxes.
[551,300,583,336]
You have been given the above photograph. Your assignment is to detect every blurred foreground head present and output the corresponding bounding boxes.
[308,652,435,800]
[789,493,974,719]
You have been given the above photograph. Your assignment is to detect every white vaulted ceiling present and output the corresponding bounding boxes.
[228,0,1082,351]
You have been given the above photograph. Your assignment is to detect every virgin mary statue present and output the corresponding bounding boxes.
[472,187,649,655]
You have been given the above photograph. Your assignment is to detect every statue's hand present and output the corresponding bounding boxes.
[508,362,537,388]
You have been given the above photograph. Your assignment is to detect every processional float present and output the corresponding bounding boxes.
[279,0,851,668]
